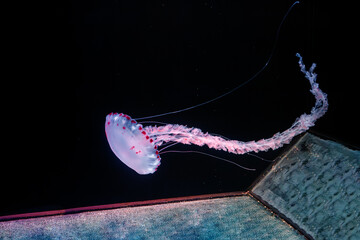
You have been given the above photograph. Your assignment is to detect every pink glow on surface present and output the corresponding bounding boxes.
[105,55,328,174]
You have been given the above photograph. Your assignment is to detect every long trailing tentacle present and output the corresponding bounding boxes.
[145,54,328,155]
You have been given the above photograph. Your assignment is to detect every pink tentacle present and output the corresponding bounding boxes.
[144,54,328,155]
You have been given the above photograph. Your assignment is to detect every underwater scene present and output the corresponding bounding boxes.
[3,0,358,239]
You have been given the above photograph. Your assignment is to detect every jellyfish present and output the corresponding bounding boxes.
[105,53,328,174]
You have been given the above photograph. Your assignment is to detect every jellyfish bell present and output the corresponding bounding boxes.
[105,113,161,175]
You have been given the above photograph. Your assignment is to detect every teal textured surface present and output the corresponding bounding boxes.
[0,196,303,239]
[253,133,360,240]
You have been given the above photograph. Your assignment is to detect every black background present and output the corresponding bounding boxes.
[3,0,358,216]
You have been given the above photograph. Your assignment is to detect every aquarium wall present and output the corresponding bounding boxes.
[0,195,304,240]
[252,133,360,240]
